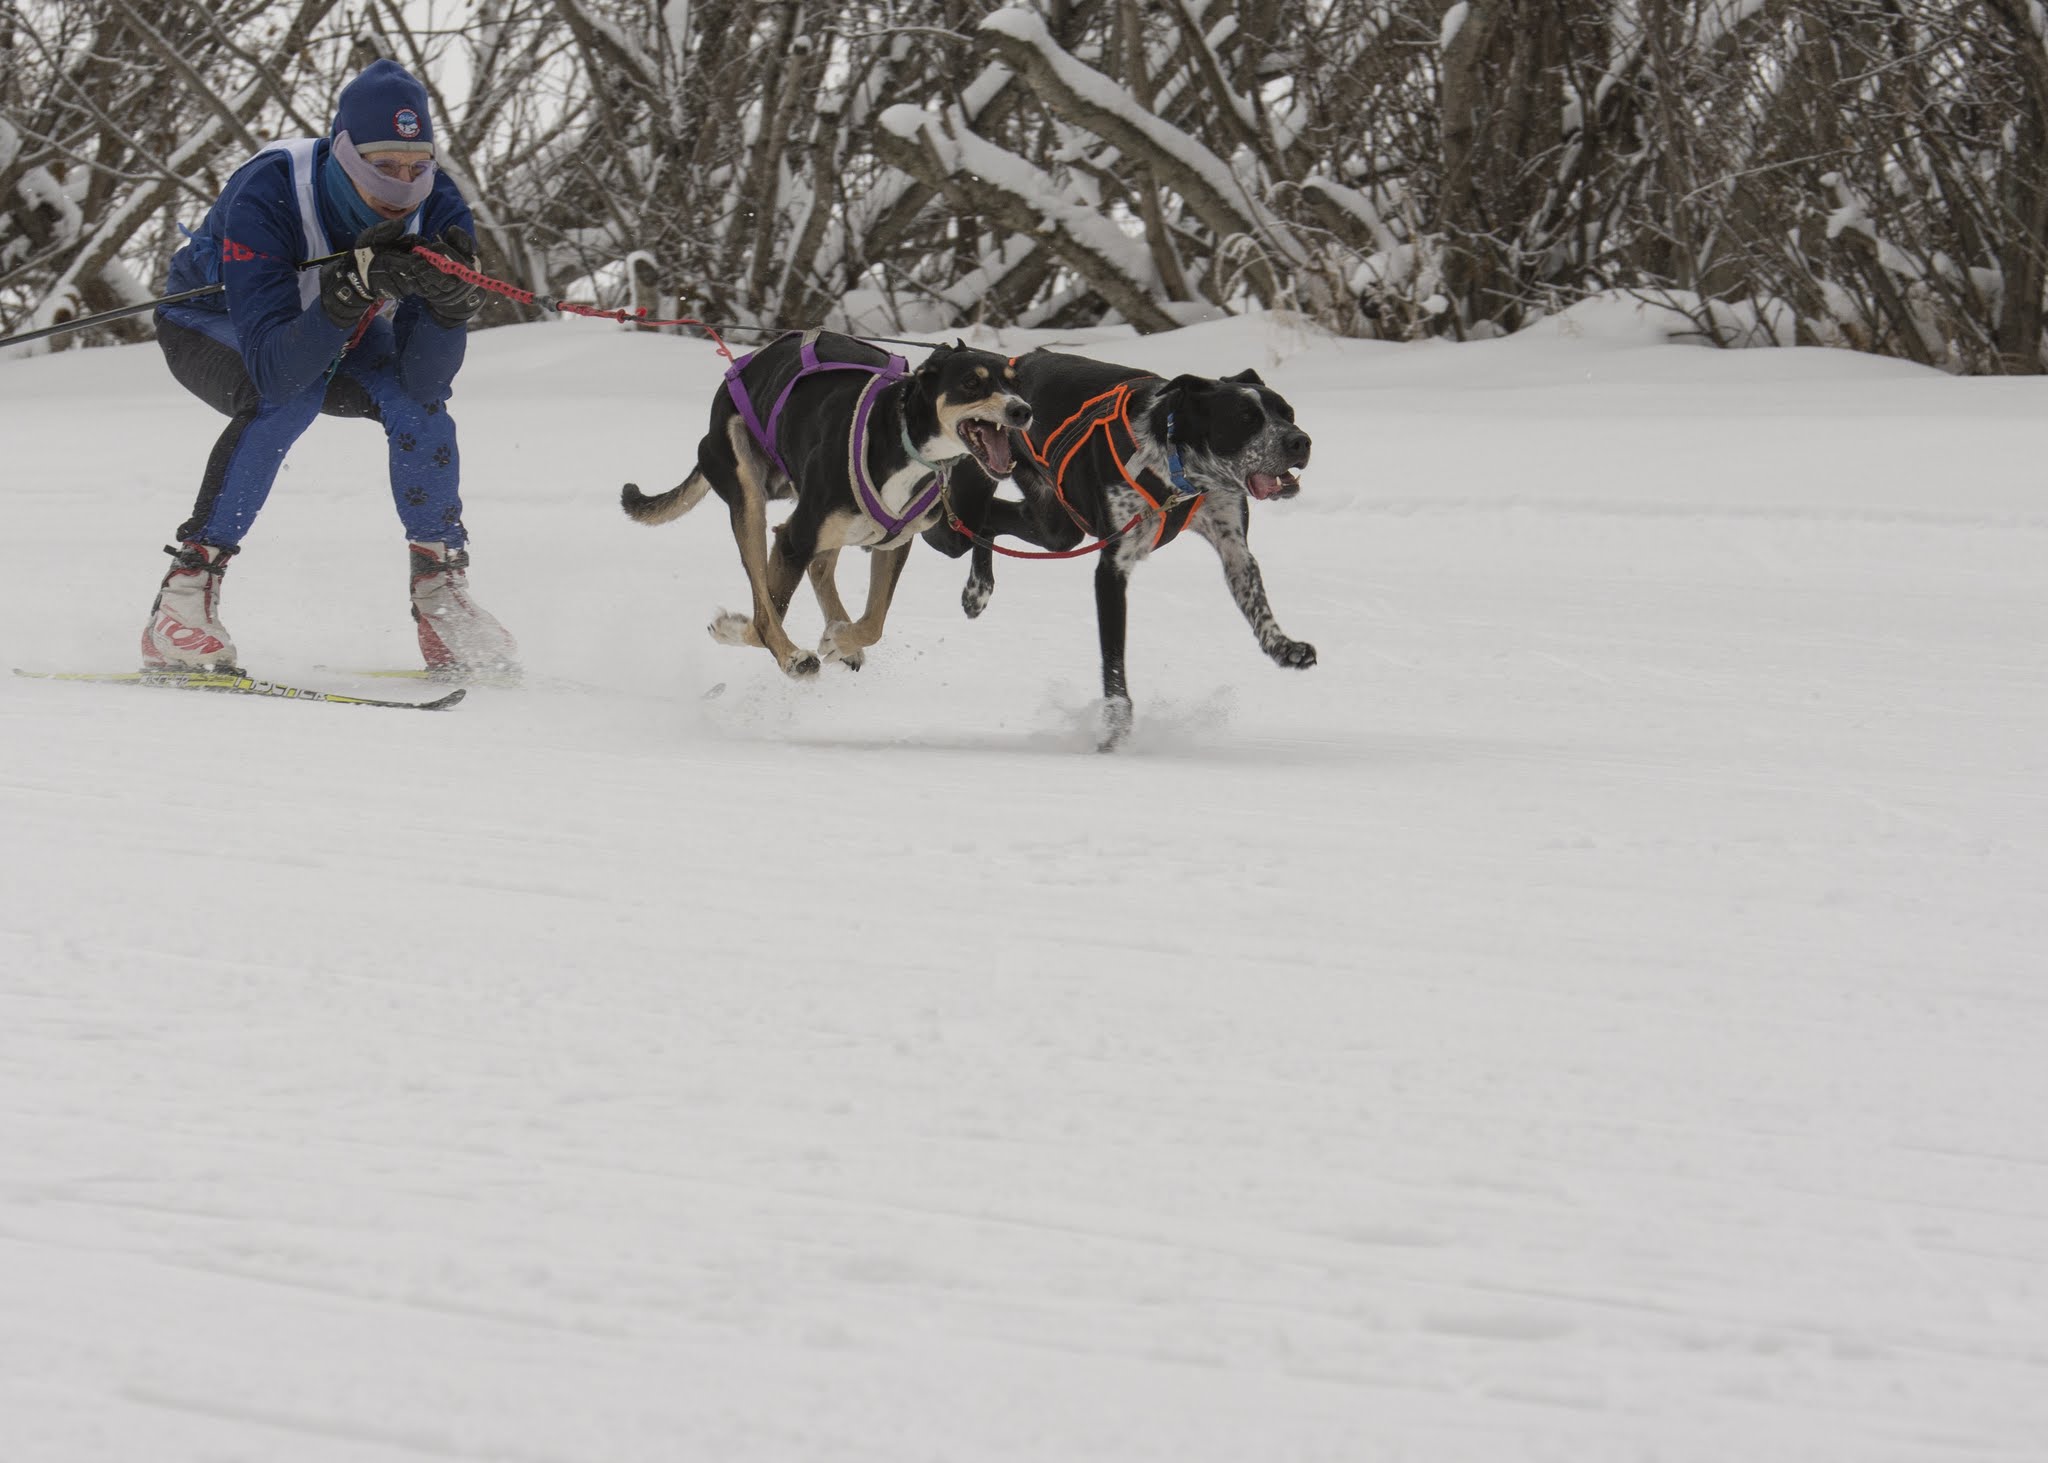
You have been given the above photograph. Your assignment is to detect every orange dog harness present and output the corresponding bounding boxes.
[1026,381,1204,549]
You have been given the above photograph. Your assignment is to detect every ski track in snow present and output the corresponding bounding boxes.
[3,304,2046,1461]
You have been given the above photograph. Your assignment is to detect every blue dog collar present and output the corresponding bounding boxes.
[1164,412,1195,499]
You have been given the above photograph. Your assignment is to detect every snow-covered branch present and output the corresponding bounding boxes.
[876,103,1181,332]
[7,0,2048,372]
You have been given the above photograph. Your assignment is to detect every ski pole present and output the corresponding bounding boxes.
[0,250,352,350]
[0,285,220,348]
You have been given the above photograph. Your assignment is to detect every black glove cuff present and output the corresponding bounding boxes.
[320,264,376,327]
[424,295,483,330]
[419,263,485,328]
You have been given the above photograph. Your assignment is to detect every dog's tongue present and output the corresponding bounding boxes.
[983,427,1015,477]
[1248,471,1292,501]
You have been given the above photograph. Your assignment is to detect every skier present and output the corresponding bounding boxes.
[142,58,517,677]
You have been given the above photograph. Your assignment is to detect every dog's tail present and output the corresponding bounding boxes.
[621,471,712,525]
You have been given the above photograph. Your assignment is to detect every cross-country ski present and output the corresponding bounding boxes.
[15,666,467,710]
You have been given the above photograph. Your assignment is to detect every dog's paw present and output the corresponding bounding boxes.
[782,649,822,679]
[820,623,865,671]
[1098,696,1134,753]
[1268,638,1317,669]
[708,611,754,647]
[962,573,993,620]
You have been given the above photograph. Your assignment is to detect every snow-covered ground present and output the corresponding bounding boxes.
[4,306,2046,1462]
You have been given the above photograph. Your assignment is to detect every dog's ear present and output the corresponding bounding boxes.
[1160,374,1209,438]
[1223,367,1265,386]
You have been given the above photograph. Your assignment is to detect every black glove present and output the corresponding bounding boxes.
[410,226,486,329]
[318,220,419,327]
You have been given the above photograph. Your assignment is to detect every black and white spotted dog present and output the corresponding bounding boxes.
[924,349,1314,748]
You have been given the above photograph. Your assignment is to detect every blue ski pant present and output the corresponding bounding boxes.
[157,315,466,549]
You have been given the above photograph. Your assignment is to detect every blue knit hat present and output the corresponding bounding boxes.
[331,58,434,153]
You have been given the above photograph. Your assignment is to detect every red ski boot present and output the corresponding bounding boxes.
[141,542,240,670]
[409,542,519,679]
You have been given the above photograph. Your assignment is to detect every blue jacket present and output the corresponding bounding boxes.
[162,138,476,405]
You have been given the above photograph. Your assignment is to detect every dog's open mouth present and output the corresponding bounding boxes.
[959,417,1016,477]
[1248,470,1300,501]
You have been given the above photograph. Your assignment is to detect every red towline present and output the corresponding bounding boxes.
[409,245,736,361]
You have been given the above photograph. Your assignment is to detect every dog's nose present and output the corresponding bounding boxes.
[1284,430,1311,461]
[1003,399,1033,430]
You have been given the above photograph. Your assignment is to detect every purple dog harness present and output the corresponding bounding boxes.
[723,331,947,540]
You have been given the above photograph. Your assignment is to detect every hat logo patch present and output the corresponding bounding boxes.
[394,108,422,139]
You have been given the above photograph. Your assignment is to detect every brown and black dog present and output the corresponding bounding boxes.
[624,331,1031,676]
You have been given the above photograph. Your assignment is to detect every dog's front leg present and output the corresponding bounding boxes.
[964,493,1085,618]
[805,551,864,670]
[821,542,911,668]
[1195,508,1316,670]
[925,466,1001,620]
[965,543,996,620]
[1094,552,1134,751]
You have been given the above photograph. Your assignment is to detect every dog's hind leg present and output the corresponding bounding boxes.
[712,532,806,647]
[709,430,819,677]
[718,524,810,651]
[768,521,811,618]
[820,543,911,668]
[1094,552,1135,752]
